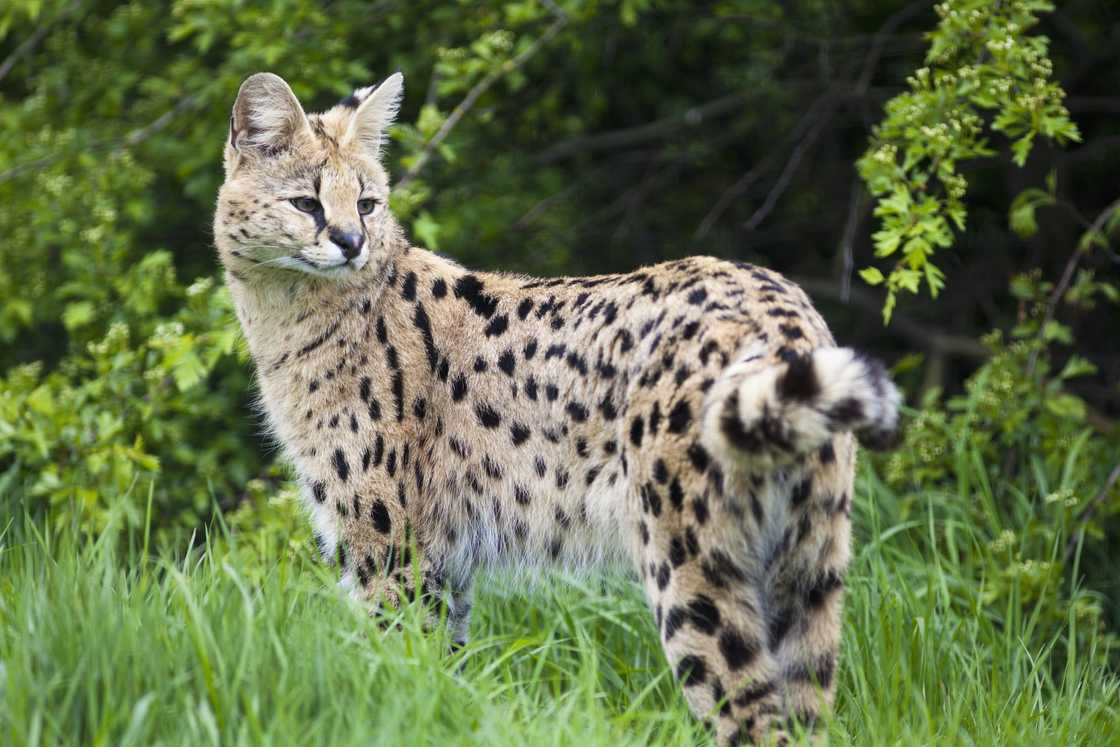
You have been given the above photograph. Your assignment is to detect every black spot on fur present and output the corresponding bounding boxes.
[482,456,503,480]
[669,537,687,567]
[778,354,820,401]
[667,400,691,433]
[687,443,710,471]
[719,628,759,671]
[829,396,864,425]
[805,570,844,609]
[451,374,468,402]
[692,496,709,525]
[498,349,517,376]
[431,278,447,298]
[510,422,531,446]
[454,274,498,318]
[332,449,350,482]
[598,396,617,420]
[787,654,835,689]
[688,596,721,634]
[391,372,405,421]
[371,499,392,534]
[676,655,708,686]
[700,550,746,589]
[641,482,662,517]
[779,323,804,341]
[312,482,326,503]
[791,475,813,508]
[297,320,341,357]
[720,391,761,452]
[400,271,418,301]
[733,680,776,708]
[566,401,589,422]
[664,606,687,640]
[565,351,588,375]
[413,302,438,372]
[485,314,509,337]
[517,298,534,319]
[629,416,645,446]
[668,478,684,511]
[475,403,501,429]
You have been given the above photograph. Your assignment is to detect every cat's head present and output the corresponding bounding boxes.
[214,72,404,282]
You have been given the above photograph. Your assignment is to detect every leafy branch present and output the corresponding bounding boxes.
[857,0,1081,322]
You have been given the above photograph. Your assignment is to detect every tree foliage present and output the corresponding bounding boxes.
[858,0,1083,321]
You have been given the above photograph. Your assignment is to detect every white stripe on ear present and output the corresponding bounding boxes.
[230,73,311,155]
[343,72,404,158]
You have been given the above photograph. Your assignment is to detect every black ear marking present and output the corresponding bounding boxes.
[338,93,362,109]
[229,115,239,148]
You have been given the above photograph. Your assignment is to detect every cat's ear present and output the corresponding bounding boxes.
[228,73,311,157]
[343,72,404,158]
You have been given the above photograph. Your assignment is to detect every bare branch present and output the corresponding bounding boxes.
[1027,196,1120,375]
[1065,462,1120,566]
[855,1,929,92]
[537,92,749,165]
[793,275,989,360]
[742,112,832,232]
[396,11,568,190]
[692,152,778,241]
[0,1,85,85]
[0,93,201,185]
[838,178,869,302]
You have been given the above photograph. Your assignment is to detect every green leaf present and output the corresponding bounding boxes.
[413,211,441,250]
[172,351,206,391]
[1058,355,1097,380]
[859,267,885,286]
[1010,202,1039,239]
[62,301,97,331]
[1044,392,1085,419]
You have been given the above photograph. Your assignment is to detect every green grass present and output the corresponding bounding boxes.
[1,457,1118,746]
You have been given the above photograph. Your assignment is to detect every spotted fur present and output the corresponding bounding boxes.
[214,73,902,746]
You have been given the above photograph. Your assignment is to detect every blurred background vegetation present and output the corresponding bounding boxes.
[1,0,1118,704]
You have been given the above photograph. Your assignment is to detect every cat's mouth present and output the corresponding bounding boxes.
[292,251,369,276]
[248,252,367,278]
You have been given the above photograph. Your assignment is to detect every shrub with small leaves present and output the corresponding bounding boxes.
[0,260,261,542]
[858,0,1081,321]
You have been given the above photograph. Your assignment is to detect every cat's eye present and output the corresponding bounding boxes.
[291,197,321,213]
[357,198,378,216]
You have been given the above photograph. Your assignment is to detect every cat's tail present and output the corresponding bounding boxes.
[700,346,901,467]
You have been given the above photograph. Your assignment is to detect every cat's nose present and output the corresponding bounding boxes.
[329,228,365,260]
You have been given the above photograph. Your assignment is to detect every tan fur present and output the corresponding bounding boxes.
[214,73,901,746]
